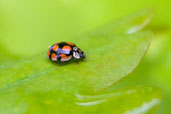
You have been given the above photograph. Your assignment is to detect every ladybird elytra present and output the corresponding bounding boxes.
[48,42,85,62]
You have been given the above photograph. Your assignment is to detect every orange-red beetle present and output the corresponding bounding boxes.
[48,42,85,62]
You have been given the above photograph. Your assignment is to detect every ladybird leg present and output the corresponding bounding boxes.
[57,61,61,66]
[76,60,80,66]
[53,62,57,64]
[58,61,64,66]
[51,61,59,68]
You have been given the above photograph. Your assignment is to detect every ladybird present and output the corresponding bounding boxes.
[47,42,85,62]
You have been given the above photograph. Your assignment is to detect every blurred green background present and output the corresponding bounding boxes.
[0,0,170,114]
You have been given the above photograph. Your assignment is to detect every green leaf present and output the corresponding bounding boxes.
[74,86,161,114]
[0,9,161,114]
[0,32,152,92]
[0,46,11,63]
[0,86,161,114]
[0,44,19,66]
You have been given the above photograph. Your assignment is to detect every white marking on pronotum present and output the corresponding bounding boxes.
[73,47,78,51]
[124,99,160,114]
[73,52,80,59]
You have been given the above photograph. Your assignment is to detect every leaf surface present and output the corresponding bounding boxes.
[0,9,161,114]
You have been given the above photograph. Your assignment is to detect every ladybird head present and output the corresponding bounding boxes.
[73,47,85,59]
